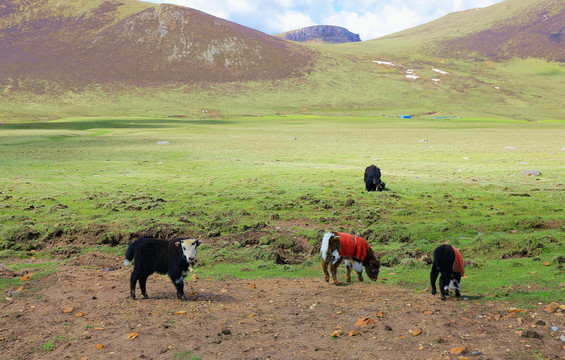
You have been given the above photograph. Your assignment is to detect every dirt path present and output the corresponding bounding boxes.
[1,252,564,360]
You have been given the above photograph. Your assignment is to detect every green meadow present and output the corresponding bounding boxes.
[1,115,563,304]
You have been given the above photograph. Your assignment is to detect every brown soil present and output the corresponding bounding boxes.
[1,252,564,360]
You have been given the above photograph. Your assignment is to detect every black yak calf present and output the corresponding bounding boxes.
[430,244,465,301]
[124,237,201,300]
[364,165,385,192]
[320,231,380,285]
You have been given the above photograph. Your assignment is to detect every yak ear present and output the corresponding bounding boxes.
[175,241,181,247]
[194,239,201,247]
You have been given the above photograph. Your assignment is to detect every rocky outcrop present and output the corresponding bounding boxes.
[277,25,361,43]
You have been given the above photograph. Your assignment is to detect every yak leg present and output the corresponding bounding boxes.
[330,257,343,286]
[129,269,139,300]
[321,259,330,283]
[355,261,364,282]
[345,260,352,282]
[439,272,450,301]
[138,274,150,299]
[430,265,439,296]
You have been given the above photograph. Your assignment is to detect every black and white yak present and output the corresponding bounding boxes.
[124,237,201,300]
[430,244,465,301]
[320,231,380,285]
[364,165,385,192]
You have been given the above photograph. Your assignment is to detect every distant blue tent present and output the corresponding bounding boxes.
[401,115,412,119]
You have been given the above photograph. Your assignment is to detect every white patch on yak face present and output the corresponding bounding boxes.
[181,239,201,271]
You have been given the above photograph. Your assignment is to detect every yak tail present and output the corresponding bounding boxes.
[320,232,333,260]
[124,241,135,266]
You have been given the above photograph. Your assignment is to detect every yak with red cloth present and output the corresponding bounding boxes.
[430,244,465,301]
[320,231,380,285]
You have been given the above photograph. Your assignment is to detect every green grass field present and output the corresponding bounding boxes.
[1,115,563,304]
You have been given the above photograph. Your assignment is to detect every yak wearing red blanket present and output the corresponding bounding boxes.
[430,244,465,301]
[320,231,380,285]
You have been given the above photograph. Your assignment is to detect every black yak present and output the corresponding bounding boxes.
[364,165,385,192]
[320,231,380,285]
[124,237,201,300]
[430,244,465,301]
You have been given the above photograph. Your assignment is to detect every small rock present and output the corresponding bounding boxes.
[520,169,541,177]
[535,320,546,326]
[471,351,482,356]
[331,330,343,337]
[551,326,560,332]
[384,325,392,331]
[450,347,467,354]
[345,199,355,207]
[560,335,565,342]
[156,141,170,145]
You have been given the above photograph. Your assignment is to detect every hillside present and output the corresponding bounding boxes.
[371,0,565,61]
[277,25,361,43]
[0,0,313,85]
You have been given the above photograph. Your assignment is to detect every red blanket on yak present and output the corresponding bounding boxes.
[452,246,465,276]
[337,232,369,262]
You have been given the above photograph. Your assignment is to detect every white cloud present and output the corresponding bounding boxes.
[143,0,505,40]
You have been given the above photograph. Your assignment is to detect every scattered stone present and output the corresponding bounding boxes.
[348,331,361,337]
[544,302,560,313]
[419,139,428,143]
[551,326,559,332]
[331,330,343,337]
[384,325,393,331]
[520,170,541,177]
[560,335,565,342]
[412,329,422,336]
[535,320,546,326]
[504,146,516,149]
[471,351,482,356]
[354,317,376,328]
[345,199,355,207]
[156,141,170,145]
[450,347,467,354]
[248,283,256,289]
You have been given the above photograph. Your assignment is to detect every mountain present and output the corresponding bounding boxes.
[0,0,313,85]
[277,25,361,44]
[373,0,565,61]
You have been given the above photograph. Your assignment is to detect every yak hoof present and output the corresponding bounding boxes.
[441,294,446,301]
[455,290,461,297]
[431,289,436,295]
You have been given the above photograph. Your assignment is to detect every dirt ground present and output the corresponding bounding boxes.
[1,252,564,360]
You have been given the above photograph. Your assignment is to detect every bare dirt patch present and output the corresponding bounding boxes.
[1,255,564,360]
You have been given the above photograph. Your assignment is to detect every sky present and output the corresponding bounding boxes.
[143,0,506,40]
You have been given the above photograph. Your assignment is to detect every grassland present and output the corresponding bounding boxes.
[1,115,563,304]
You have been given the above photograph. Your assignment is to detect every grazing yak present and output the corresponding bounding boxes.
[320,231,380,285]
[430,244,465,301]
[124,237,201,300]
[364,165,385,192]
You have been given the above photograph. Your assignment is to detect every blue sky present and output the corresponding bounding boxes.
[143,0,505,40]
